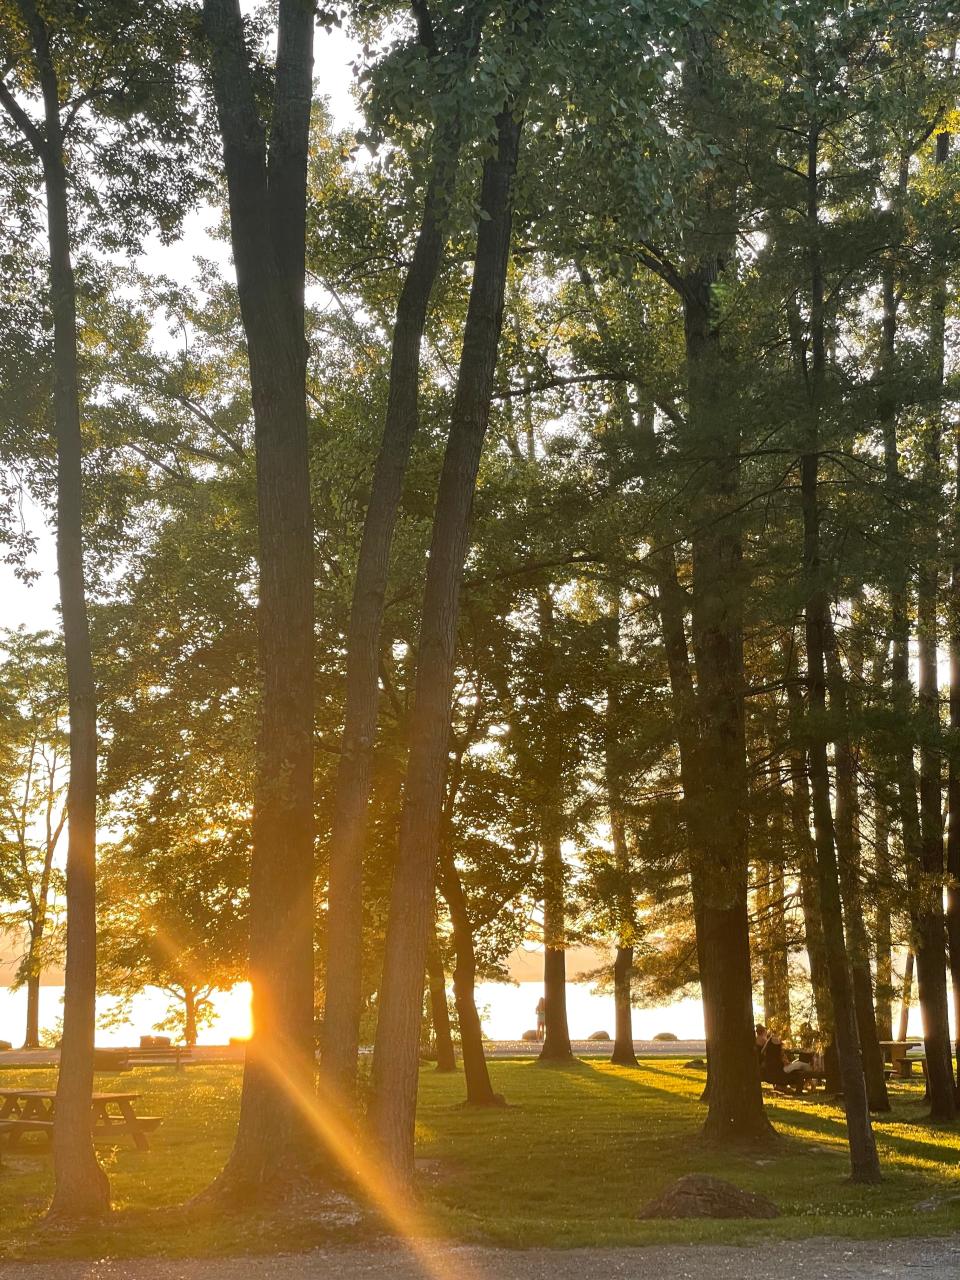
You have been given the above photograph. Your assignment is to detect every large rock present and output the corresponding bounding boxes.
[638,1173,780,1220]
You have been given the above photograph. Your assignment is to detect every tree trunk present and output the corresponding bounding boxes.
[877,135,954,1119]
[426,931,457,1072]
[202,0,317,1193]
[898,951,914,1042]
[610,946,635,1066]
[323,79,479,1096]
[949,423,960,1088]
[892,561,954,1117]
[683,263,769,1144]
[24,972,41,1051]
[824,629,889,1112]
[605,592,638,1067]
[370,106,525,1182]
[912,561,955,1114]
[873,787,895,1043]
[757,859,790,1037]
[912,124,955,1118]
[758,767,791,1038]
[539,829,574,1063]
[948,469,960,1090]
[799,123,880,1183]
[6,0,112,1220]
[438,854,504,1106]
[574,274,679,1075]
[184,987,199,1049]
[785,675,835,1047]
[802,487,880,1178]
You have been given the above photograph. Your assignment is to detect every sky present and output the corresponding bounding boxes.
[1,23,361,640]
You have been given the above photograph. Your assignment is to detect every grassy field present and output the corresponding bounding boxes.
[1,1056,958,1258]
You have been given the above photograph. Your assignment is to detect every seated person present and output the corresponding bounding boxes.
[782,1046,816,1093]
[756,1025,814,1094]
[756,1024,788,1087]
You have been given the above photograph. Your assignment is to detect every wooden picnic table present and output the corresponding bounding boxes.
[879,1040,927,1080]
[0,1088,161,1151]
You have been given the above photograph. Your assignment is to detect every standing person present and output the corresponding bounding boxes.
[536,996,546,1041]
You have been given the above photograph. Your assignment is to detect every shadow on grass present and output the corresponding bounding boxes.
[508,1060,960,1180]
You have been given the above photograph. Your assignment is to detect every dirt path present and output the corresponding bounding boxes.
[2,1236,958,1279]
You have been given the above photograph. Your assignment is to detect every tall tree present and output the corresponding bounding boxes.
[0,629,67,1050]
[370,92,528,1181]
[0,0,206,1217]
[323,0,487,1098]
[1,0,108,1214]
[536,588,574,1065]
[201,0,317,1194]
[605,592,639,1068]
[798,106,880,1183]
[912,121,956,1120]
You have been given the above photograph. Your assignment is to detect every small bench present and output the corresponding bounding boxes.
[126,1046,191,1069]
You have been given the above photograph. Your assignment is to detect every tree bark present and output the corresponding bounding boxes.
[569,276,648,1070]
[536,592,574,1065]
[913,124,955,1117]
[202,0,317,1193]
[757,859,791,1036]
[877,136,954,1118]
[799,122,880,1183]
[824,628,889,1112]
[19,782,59,1051]
[949,422,960,1089]
[323,9,486,1089]
[898,951,914,1042]
[539,829,574,1063]
[24,972,41,1051]
[605,593,638,1067]
[757,761,791,1038]
[438,852,504,1106]
[785,664,837,1083]
[1,0,112,1220]
[184,987,199,1048]
[873,784,895,1043]
[370,105,525,1182]
[683,263,769,1144]
[426,930,457,1072]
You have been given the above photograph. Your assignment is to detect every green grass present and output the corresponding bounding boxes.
[1,1057,959,1258]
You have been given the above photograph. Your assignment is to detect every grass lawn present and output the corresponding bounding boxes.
[0,1056,958,1258]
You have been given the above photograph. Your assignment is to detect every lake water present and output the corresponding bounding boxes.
[0,979,710,1048]
[0,977,928,1048]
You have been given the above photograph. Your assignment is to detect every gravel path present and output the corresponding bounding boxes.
[2,1236,959,1279]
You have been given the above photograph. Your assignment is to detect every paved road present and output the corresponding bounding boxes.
[2,1237,959,1279]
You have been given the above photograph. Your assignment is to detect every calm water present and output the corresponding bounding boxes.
[0,977,928,1048]
[0,979,709,1048]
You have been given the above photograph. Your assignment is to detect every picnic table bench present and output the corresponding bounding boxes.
[0,1088,161,1151]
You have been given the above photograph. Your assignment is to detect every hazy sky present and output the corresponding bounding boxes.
[2,23,360,637]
